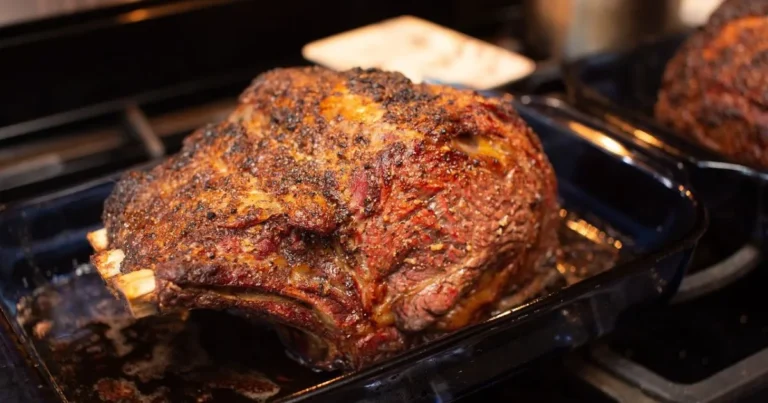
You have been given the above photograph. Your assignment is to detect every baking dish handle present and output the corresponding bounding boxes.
[510,95,768,304]
[512,95,693,187]
[429,82,690,186]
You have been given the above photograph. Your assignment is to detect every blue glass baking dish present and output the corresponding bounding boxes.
[563,34,768,266]
[0,96,705,402]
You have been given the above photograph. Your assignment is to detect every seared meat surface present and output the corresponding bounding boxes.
[656,0,768,169]
[91,67,559,371]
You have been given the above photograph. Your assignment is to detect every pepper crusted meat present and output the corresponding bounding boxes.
[91,66,559,371]
[655,0,768,169]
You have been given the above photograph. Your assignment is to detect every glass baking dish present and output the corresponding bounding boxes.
[0,96,705,402]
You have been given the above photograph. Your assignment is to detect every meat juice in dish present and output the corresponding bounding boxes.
[656,0,768,169]
[88,66,559,371]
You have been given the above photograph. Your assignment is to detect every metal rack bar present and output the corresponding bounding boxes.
[124,104,164,159]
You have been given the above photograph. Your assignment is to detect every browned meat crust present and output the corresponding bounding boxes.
[94,66,559,371]
[655,0,768,169]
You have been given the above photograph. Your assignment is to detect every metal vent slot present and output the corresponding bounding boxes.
[0,113,147,204]
[140,80,243,152]
[0,78,248,206]
[150,98,238,152]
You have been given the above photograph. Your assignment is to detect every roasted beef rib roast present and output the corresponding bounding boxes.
[655,0,768,169]
[88,66,559,371]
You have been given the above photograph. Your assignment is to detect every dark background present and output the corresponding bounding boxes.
[0,0,525,129]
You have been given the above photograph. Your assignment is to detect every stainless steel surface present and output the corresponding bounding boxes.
[523,0,687,60]
[0,0,144,27]
[0,87,236,196]
[0,126,125,190]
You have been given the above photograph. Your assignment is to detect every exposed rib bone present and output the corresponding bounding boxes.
[87,228,109,251]
[113,269,158,319]
[123,294,159,318]
[115,269,156,299]
[92,249,125,279]
[87,228,160,319]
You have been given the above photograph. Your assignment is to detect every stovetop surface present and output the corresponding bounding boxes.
[609,257,768,385]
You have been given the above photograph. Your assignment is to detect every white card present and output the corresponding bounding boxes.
[302,16,535,90]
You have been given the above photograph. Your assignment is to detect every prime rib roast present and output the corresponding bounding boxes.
[88,66,560,371]
[655,0,768,169]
